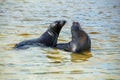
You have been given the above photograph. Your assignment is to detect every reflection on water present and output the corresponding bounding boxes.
[71,52,92,62]
[0,0,120,80]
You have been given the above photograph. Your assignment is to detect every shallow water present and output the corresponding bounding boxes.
[0,0,120,80]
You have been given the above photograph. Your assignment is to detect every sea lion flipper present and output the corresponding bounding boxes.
[56,43,71,51]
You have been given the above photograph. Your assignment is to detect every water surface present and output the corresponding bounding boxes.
[0,0,120,80]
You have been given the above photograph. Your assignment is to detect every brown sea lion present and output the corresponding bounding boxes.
[56,22,91,53]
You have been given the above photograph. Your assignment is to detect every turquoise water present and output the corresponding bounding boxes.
[0,0,120,80]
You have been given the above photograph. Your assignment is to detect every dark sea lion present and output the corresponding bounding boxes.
[56,21,91,53]
[14,20,66,49]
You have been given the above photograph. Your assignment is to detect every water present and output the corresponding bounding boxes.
[0,0,120,80]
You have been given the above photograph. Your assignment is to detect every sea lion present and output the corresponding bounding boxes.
[56,21,91,53]
[14,20,66,49]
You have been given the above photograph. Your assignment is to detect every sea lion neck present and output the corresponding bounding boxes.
[47,29,58,37]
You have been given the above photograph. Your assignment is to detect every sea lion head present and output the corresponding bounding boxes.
[71,21,82,31]
[71,21,83,39]
[49,20,66,35]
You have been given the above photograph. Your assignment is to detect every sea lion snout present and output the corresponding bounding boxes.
[55,20,66,26]
[50,20,66,28]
